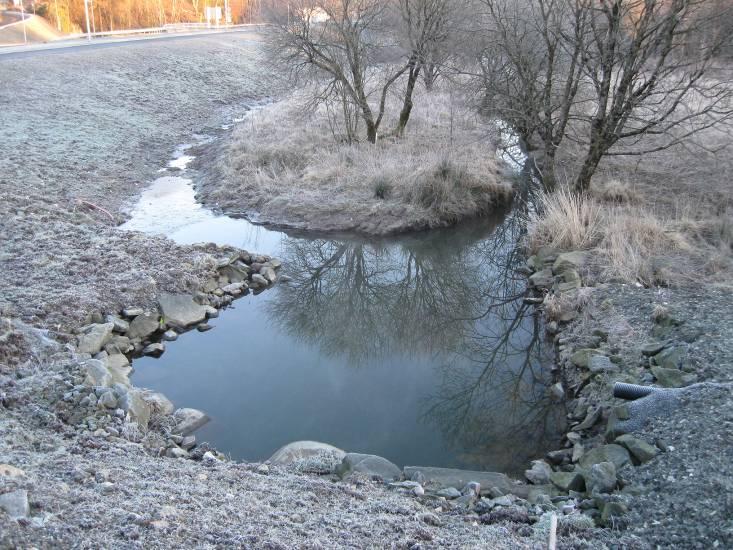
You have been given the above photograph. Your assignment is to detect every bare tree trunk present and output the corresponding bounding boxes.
[395,56,421,137]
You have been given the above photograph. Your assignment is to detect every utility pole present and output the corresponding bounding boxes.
[83,0,91,41]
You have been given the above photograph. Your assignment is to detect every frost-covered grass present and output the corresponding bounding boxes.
[203,87,513,235]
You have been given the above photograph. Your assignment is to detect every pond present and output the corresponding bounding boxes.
[122,137,566,477]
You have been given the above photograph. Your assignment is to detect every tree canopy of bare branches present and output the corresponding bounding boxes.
[476,0,733,191]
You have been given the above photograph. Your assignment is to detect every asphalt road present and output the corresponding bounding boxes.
[0,26,264,59]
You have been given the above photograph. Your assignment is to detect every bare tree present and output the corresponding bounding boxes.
[394,0,452,136]
[477,0,733,191]
[269,0,407,143]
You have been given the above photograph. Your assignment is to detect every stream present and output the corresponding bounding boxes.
[121,131,566,476]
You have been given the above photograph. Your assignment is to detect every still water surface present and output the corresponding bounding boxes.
[123,143,565,475]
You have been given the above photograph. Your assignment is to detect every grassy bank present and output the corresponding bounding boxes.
[526,126,733,286]
[200,88,513,235]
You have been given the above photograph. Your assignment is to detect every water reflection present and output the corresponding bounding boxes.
[265,210,565,472]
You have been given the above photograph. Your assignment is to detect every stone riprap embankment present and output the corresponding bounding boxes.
[520,245,733,546]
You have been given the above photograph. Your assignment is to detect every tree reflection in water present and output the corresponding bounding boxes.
[268,195,565,474]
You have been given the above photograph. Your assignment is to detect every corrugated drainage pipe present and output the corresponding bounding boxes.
[613,382,660,401]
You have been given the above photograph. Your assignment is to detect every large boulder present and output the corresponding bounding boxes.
[83,359,113,387]
[403,466,528,498]
[549,471,585,492]
[127,312,160,340]
[614,435,659,464]
[118,388,152,428]
[141,390,175,416]
[269,440,346,466]
[158,293,208,329]
[77,323,114,354]
[524,460,553,485]
[172,408,210,436]
[103,354,132,386]
[579,444,630,470]
[583,461,617,494]
[336,453,401,482]
[269,441,345,473]
[552,251,589,274]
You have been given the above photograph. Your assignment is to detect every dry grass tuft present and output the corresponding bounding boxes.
[527,188,602,252]
[591,179,642,204]
[527,188,727,285]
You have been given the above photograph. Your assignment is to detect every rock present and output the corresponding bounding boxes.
[651,346,687,370]
[204,306,219,319]
[98,481,115,494]
[98,391,118,409]
[524,460,553,485]
[403,466,527,498]
[0,465,25,479]
[219,263,250,283]
[158,293,209,328]
[196,324,212,332]
[579,444,631,470]
[105,335,132,355]
[600,501,628,524]
[127,313,160,340]
[651,366,688,388]
[172,408,210,436]
[412,485,425,496]
[572,407,601,431]
[181,436,196,450]
[550,471,585,492]
[143,343,165,357]
[162,330,178,342]
[260,266,277,283]
[435,487,462,499]
[256,464,270,475]
[268,258,282,269]
[588,355,619,375]
[549,382,565,401]
[221,282,247,295]
[83,359,112,387]
[641,341,670,356]
[119,388,152,428]
[251,273,269,287]
[77,323,114,355]
[336,453,401,482]
[584,461,617,494]
[546,449,573,465]
[615,435,659,464]
[122,307,144,318]
[269,440,346,466]
[141,390,175,415]
[106,315,130,333]
[0,489,29,519]
[552,251,589,273]
[529,268,554,289]
[570,349,604,368]
[202,451,217,464]
[166,447,188,459]
[462,481,481,496]
[103,354,132,386]
[572,443,584,463]
[420,513,441,527]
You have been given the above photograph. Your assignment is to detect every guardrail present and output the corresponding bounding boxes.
[0,11,30,31]
[65,22,263,40]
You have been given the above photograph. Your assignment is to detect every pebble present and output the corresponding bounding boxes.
[162,330,178,342]
[98,482,115,494]
[122,307,144,318]
[256,464,270,475]
[197,324,213,332]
